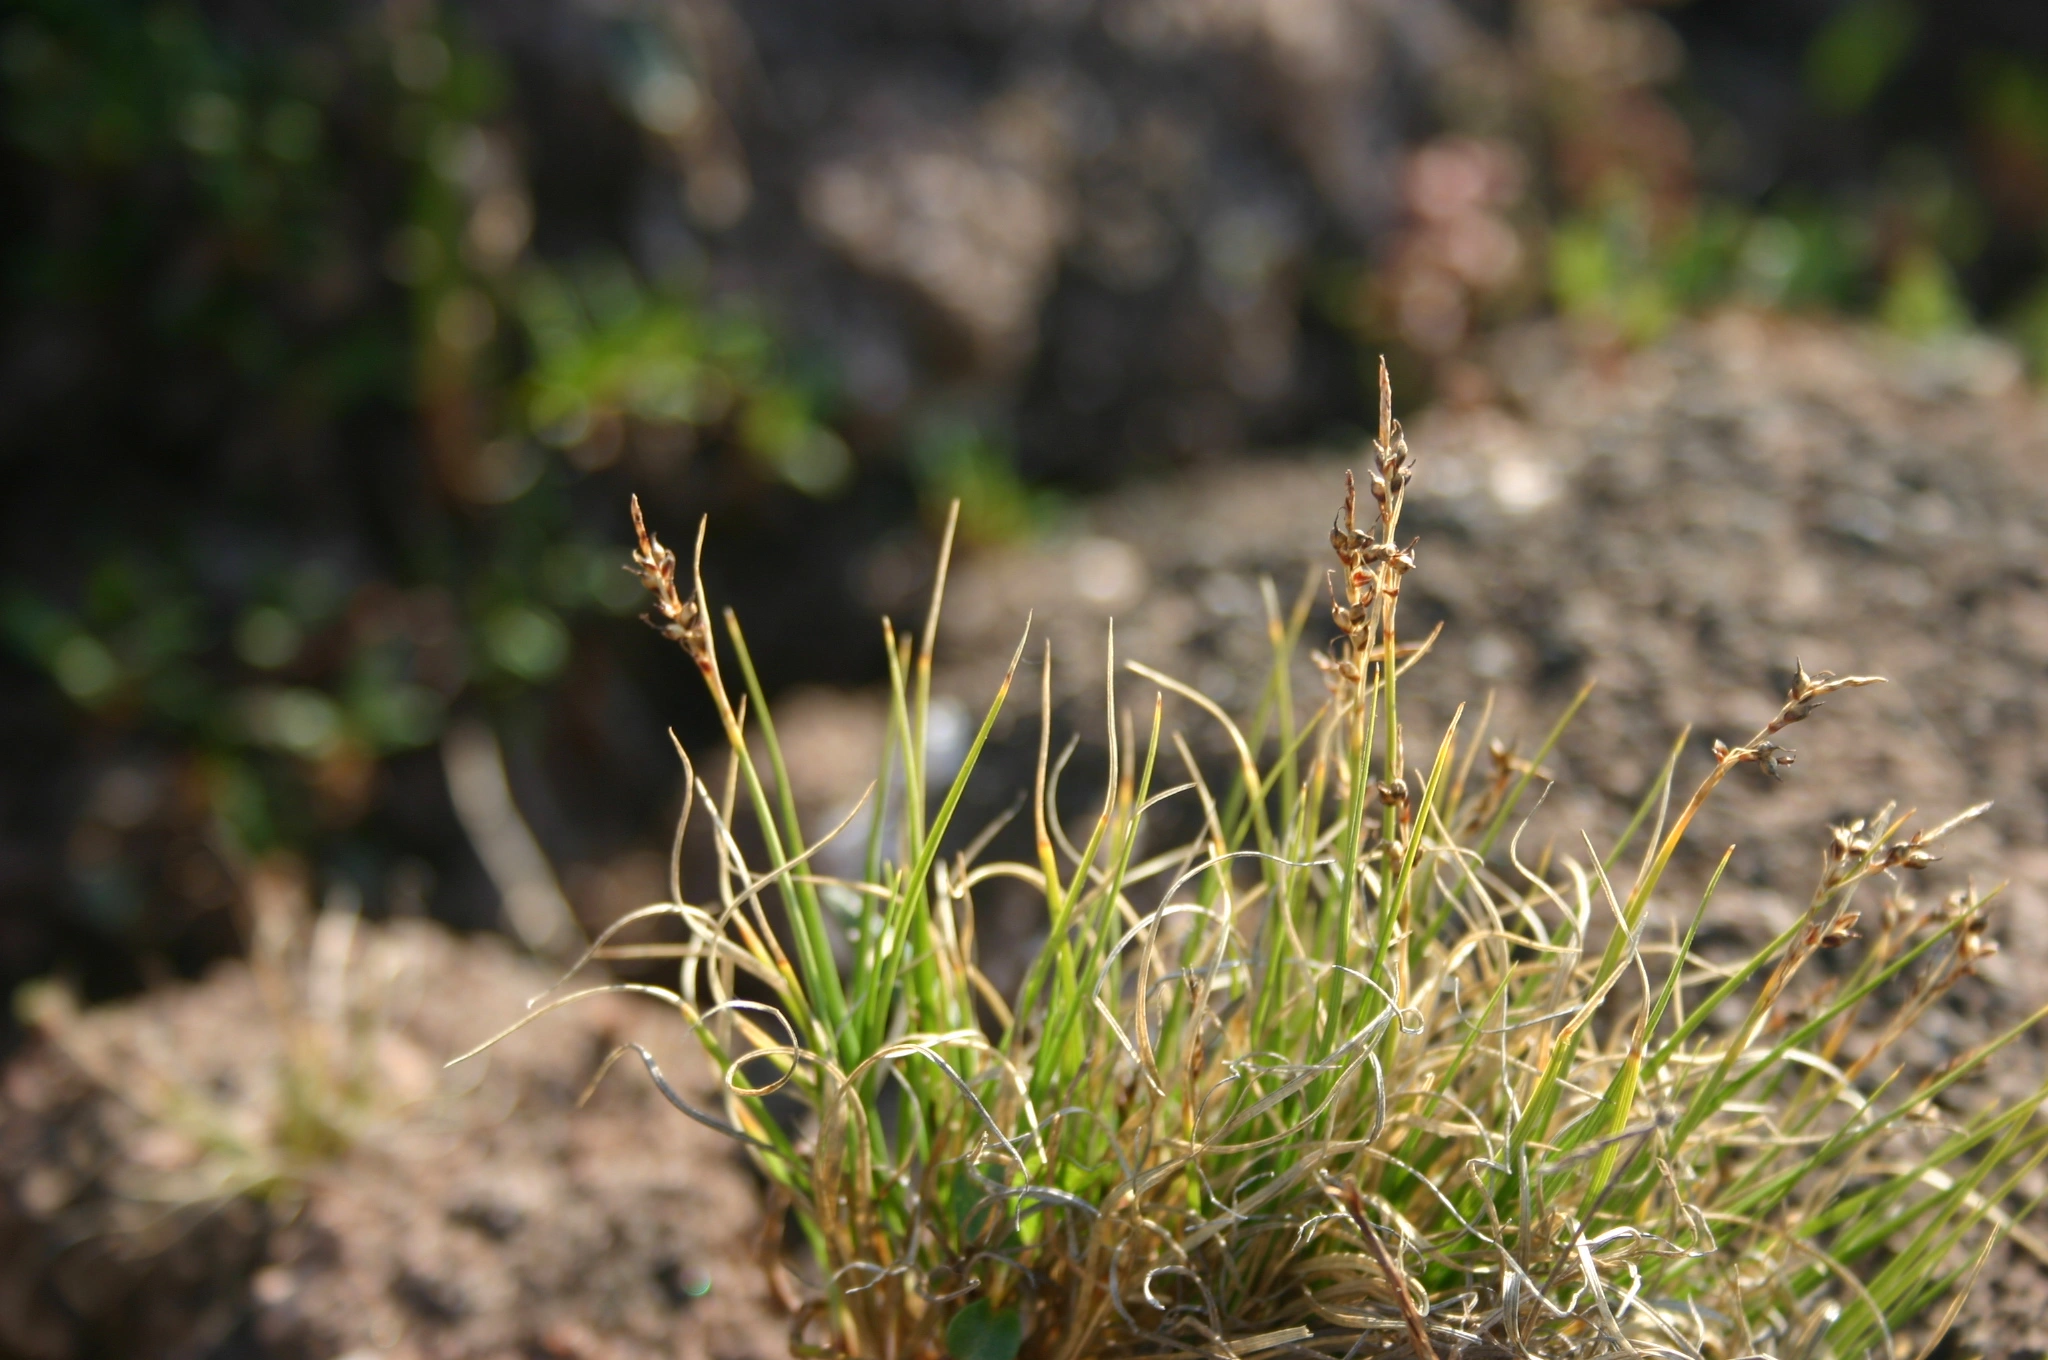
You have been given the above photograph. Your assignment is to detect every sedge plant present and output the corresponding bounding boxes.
[464,364,2048,1360]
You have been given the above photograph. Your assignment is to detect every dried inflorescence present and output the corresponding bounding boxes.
[1808,799,2000,976]
[1790,803,1997,998]
[1319,359,1420,697]
[1711,660,1885,780]
[629,493,712,669]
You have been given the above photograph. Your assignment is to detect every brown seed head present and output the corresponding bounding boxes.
[1769,661,1885,734]
[1882,843,1939,872]
[1816,911,1861,949]
[629,495,710,661]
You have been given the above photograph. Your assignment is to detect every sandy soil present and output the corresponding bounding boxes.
[0,919,788,1360]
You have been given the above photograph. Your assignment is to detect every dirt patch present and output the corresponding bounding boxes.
[0,919,787,1360]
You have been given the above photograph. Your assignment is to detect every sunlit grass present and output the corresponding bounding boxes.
[467,364,2044,1360]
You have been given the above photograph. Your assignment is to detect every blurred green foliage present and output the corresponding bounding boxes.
[0,0,841,882]
[1806,0,1921,116]
[909,418,1058,546]
[0,515,645,860]
[1544,5,2048,374]
[521,263,851,496]
[1549,194,1901,343]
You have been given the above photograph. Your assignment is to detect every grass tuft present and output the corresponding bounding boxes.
[467,362,2044,1360]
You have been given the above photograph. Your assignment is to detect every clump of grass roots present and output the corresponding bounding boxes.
[464,366,2048,1360]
